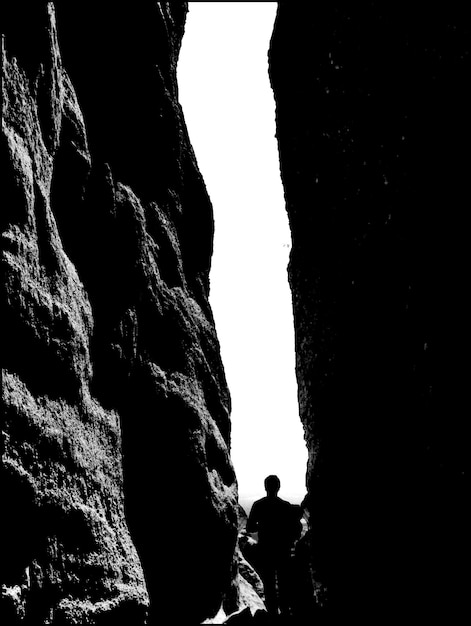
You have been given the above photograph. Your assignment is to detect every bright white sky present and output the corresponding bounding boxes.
[178,2,307,502]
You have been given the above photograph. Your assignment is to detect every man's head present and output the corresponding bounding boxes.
[264,474,281,497]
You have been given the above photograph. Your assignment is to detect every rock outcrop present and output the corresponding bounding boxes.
[270,4,470,621]
[2,2,237,624]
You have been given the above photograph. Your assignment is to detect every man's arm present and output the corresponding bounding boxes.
[246,501,259,534]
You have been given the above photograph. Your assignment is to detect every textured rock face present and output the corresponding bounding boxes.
[270,4,469,620]
[2,3,237,624]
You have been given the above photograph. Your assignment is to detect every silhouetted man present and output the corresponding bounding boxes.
[247,475,300,618]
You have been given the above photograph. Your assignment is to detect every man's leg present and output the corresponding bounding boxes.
[277,553,293,617]
[259,558,278,617]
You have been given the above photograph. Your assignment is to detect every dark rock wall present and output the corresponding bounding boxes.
[270,4,469,620]
[2,2,237,624]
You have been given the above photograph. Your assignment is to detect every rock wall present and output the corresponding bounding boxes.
[270,4,470,621]
[2,3,238,624]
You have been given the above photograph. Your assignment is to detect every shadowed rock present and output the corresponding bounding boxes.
[269,3,470,621]
[2,2,237,623]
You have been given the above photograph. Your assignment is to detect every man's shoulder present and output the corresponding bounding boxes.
[275,497,292,509]
[252,496,268,509]
[276,498,296,521]
[249,496,266,511]
[254,496,291,507]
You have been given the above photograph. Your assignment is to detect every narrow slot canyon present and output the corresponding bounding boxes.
[2,3,469,625]
[177,3,308,521]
